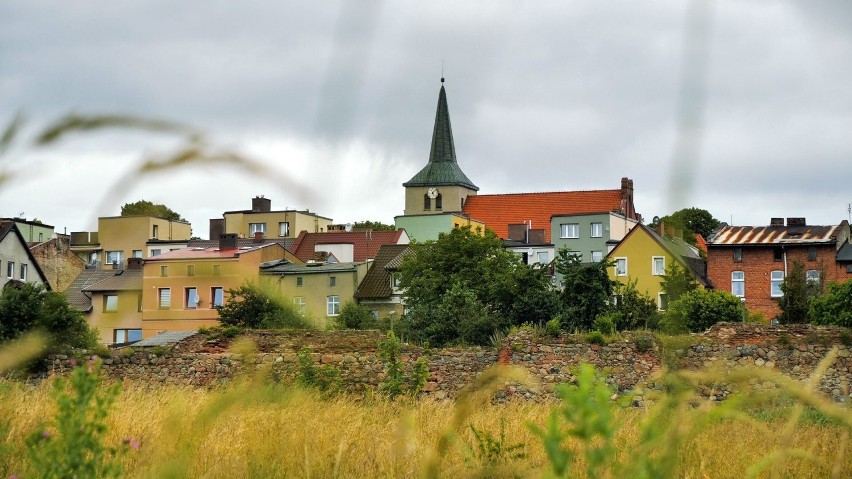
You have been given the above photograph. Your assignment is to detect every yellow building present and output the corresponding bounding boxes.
[214,196,333,239]
[606,223,707,310]
[261,260,370,329]
[70,215,192,268]
[82,268,144,344]
[140,235,299,338]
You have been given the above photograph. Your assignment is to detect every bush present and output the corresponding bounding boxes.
[338,301,375,329]
[633,333,655,353]
[586,331,606,346]
[660,289,745,334]
[593,314,617,335]
[217,282,312,330]
[545,318,562,337]
[809,279,852,327]
[296,347,341,395]
[609,279,661,331]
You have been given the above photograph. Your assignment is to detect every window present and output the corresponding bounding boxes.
[591,251,603,263]
[187,265,195,276]
[435,194,443,210]
[114,329,142,344]
[329,276,336,287]
[806,270,820,285]
[423,194,431,210]
[770,270,784,297]
[296,276,303,287]
[213,265,221,276]
[652,256,665,276]
[537,251,550,264]
[152,224,159,239]
[104,294,118,312]
[773,247,783,261]
[371,310,379,319]
[106,251,123,266]
[160,265,168,277]
[151,249,162,256]
[847,264,852,274]
[211,287,224,308]
[158,288,171,309]
[733,248,742,262]
[19,263,27,281]
[391,273,402,289]
[327,295,340,316]
[249,223,266,236]
[278,222,290,237]
[185,288,199,309]
[808,247,817,261]
[294,297,306,315]
[560,223,579,239]
[6,261,14,279]
[614,258,627,276]
[731,271,745,298]
[658,292,668,311]
[137,293,143,312]
[590,222,603,238]
[132,250,143,258]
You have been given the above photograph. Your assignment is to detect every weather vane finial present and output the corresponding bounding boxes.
[441,60,444,83]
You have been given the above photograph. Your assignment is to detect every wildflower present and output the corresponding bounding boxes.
[42,430,51,439]
[123,437,140,450]
[69,358,77,367]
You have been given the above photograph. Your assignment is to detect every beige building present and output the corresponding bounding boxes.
[82,267,144,344]
[211,196,333,240]
[140,235,298,338]
[70,215,192,269]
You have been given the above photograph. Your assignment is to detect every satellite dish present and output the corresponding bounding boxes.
[345,223,353,232]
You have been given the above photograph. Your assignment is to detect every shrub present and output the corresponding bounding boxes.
[378,331,428,399]
[609,279,660,330]
[809,279,852,327]
[296,347,341,395]
[660,289,745,334]
[217,282,311,329]
[778,261,819,324]
[586,331,606,346]
[593,314,617,335]
[633,333,655,353]
[545,317,562,337]
[338,301,375,329]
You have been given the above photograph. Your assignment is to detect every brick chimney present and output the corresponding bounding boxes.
[209,218,224,239]
[219,233,238,250]
[252,196,271,213]
[786,217,806,227]
[127,257,143,270]
[620,177,635,219]
[770,218,784,226]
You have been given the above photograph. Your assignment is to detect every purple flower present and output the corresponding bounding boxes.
[42,430,51,439]
[123,437,140,450]
[69,358,77,367]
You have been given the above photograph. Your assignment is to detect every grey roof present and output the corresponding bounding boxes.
[403,82,478,190]
[65,269,119,311]
[837,242,852,262]
[132,330,196,347]
[260,260,365,275]
[82,269,142,292]
[0,221,51,289]
[187,237,297,250]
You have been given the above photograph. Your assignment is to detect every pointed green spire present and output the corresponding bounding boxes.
[403,80,479,190]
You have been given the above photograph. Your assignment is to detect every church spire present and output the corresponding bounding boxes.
[403,79,478,191]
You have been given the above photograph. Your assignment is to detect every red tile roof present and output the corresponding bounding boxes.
[462,190,626,242]
[290,230,409,262]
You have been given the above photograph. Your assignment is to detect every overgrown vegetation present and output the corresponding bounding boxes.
[660,288,745,334]
[378,331,429,400]
[217,282,313,330]
[120,199,185,222]
[809,279,852,327]
[295,347,341,395]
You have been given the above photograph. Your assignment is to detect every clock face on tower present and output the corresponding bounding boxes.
[427,187,439,199]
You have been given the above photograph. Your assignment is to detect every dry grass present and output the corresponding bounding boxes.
[1,376,849,479]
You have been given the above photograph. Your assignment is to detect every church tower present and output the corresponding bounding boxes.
[402,79,478,215]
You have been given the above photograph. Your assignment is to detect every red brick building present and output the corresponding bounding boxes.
[706,218,851,321]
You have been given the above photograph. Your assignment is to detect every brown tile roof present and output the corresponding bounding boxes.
[82,269,142,292]
[290,230,408,263]
[462,190,626,243]
[65,269,119,311]
[354,244,412,300]
[707,223,846,246]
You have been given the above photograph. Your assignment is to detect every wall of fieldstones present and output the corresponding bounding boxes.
[44,323,850,403]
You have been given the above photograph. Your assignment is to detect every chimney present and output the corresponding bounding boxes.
[786,217,806,227]
[209,218,224,240]
[219,233,238,250]
[528,229,546,244]
[770,218,784,226]
[127,257,143,270]
[657,220,665,236]
[252,196,271,213]
[620,177,635,218]
[507,224,527,242]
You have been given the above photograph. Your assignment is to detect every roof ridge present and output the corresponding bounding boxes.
[471,188,621,198]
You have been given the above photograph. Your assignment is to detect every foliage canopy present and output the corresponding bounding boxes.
[217,282,312,330]
[120,200,185,222]
[809,279,852,327]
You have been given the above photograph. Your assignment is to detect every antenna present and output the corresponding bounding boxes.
[848,203,851,222]
[441,60,444,83]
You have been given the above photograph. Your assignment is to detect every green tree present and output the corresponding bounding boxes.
[652,207,720,241]
[554,248,614,331]
[608,279,659,331]
[778,261,818,324]
[217,282,311,329]
[0,283,97,351]
[661,289,744,334]
[352,220,396,231]
[809,279,852,327]
[120,200,185,222]
[338,301,375,329]
[659,262,699,305]
[398,226,546,346]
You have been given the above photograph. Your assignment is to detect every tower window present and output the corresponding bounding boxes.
[435,194,442,210]
[423,194,431,210]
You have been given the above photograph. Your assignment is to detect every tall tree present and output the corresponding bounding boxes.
[778,261,820,324]
[659,262,699,305]
[120,200,185,222]
[554,247,614,331]
[0,283,97,351]
[652,207,720,240]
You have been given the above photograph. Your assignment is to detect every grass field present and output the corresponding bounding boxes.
[1,364,849,479]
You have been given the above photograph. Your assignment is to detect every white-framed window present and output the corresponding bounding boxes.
[590,222,603,238]
[327,295,340,316]
[249,223,266,236]
[114,329,142,344]
[731,271,745,298]
[132,250,143,258]
[770,270,784,297]
[614,258,627,276]
[6,261,14,279]
[106,251,123,265]
[391,273,402,289]
[278,222,290,237]
[104,294,118,312]
[185,287,199,309]
[560,223,580,239]
[806,270,820,285]
[657,292,668,311]
[151,249,162,257]
[537,251,550,264]
[158,288,171,309]
[211,287,224,308]
[591,251,603,263]
[652,256,665,276]
[294,296,306,315]
[19,263,27,281]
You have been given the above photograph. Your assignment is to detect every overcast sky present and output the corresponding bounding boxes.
[2,1,851,239]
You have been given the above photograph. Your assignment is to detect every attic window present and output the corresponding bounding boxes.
[733,248,742,262]
[773,247,783,261]
[808,247,816,261]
